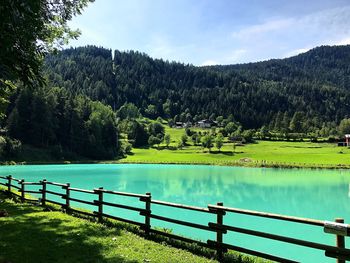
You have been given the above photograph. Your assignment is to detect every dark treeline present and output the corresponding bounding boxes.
[5,86,118,160]
[44,45,350,134]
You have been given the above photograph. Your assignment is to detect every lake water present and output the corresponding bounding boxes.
[0,164,349,262]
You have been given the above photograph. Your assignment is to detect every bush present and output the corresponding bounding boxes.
[148,135,163,149]
[148,122,164,137]
[328,136,338,143]
[122,141,133,155]
[201,135,213,152]
[0,136,6,157]
[4,137,22,158]
[242,130,255,143]
[185,128,193,136]
[181,134,188,145]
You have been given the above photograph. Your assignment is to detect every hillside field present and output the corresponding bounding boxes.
[119,127,350,167]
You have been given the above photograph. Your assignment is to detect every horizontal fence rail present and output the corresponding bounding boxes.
[208,204,325,226]
[151,199,215,213]
[1,174,350,262]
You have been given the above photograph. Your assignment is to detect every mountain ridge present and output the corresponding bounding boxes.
[44,44,350,131]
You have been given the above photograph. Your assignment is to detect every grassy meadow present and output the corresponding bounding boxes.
[0,191,266,263]
[0,194,215,263]
[119,127,350,168]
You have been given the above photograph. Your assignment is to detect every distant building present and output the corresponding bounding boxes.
[339,134,350,146]
[346,134,350,146]
[197,119,217,128]
[175,122,184,128]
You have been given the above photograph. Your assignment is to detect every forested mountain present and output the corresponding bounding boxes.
[3,45,350,161]
[44,45,350,132]
[221,45,350,90]
[45,47,120,107]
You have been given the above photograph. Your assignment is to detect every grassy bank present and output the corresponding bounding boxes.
[0,194,215,263]
[119,127,350,169]
[3,127,349,169]
[0,192,265,263]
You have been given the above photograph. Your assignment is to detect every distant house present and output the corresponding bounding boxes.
[339,134,350,146]
[175,122,184,128]
[197,119,217,128]
[346,135,350,145]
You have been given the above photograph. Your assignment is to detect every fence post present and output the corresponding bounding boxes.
[64,183,70,211]
[7,175,12,194]
[94,187,104,223]
[335,218,345,263]
[20,179,25,202]
[144,192,151,235]
[41,179,47,206]
[216,202,225,260]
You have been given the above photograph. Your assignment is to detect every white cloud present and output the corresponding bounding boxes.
[200,60,218,66]
[67,22,110,48]
[332,37,350,46]
[227,49,247,63]
[283,48,310,58]
[148,36,174,58]
[231,6,350,43]
[145,34,197,63]
[232,19,293,40]
[228,6,350,63]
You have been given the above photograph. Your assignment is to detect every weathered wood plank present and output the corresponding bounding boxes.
[63,196,97,206]
[152,199,214,213]
[208,204,325,226]
[96,200,145,212]
[69,187,95,194]
[101,189,148,198]
[150,214,216,232]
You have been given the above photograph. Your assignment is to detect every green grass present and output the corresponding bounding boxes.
[6,126,349,168]
[120,128,350,168]
[0,194,218,263]
[0,192,267,263]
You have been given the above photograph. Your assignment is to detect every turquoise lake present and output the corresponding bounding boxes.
[0,164,349,262]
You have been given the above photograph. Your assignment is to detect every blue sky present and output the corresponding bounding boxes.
[68,0,350,65]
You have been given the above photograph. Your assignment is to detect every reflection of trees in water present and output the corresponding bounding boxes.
[121,170,350,222]
[3,164,350,222]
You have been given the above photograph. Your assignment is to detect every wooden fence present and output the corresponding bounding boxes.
[1,174,350,262]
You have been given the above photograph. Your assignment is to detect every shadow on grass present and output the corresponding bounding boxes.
[0,192,261,263]
[280,145,322,149]
[201,150,244,155]
[135,145,151,150]
[0,196,137,263]
[207,150,233,156]
[147,146,179,151]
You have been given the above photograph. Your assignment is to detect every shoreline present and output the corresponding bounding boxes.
[1,159,349,170]
[116,160,350,170]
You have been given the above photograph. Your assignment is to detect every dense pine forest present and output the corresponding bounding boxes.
[2,45,350,160]
[44,45,350,130]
